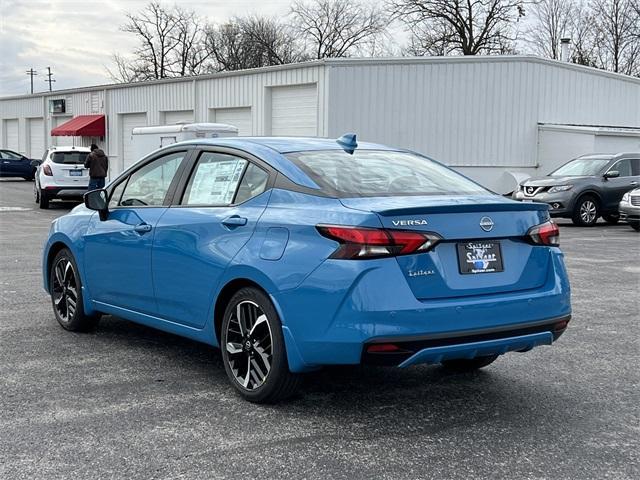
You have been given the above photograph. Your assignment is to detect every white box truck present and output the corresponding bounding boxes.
[131,123,238,163]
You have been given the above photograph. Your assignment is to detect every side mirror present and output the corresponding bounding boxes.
[604,170,619,179]
[30,160,41,167]
[84,189,109,221]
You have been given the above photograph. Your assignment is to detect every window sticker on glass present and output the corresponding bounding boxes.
[185,154,247,205]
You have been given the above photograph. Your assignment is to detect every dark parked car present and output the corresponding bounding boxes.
[0,149,37,180]
[513,153,640,226]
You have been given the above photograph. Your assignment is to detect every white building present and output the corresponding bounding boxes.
[1,56,639,193]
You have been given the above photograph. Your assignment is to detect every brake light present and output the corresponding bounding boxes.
[42,164,53,176]
[526,220,559,246]
[317,225,442,259]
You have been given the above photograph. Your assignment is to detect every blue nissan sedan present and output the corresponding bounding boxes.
[42,135,571,403]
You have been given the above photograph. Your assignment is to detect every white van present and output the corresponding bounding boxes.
[131,123,238,166]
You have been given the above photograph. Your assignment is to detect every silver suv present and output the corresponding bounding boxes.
[513,153,640,226]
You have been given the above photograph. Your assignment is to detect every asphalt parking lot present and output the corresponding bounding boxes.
[0,178,638,480]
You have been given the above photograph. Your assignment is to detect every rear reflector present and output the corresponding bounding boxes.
[367,344,403,353]
[526,220,559,246]
[317,225,442,259]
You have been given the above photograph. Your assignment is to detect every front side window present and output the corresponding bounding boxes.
[609,159,632,177]
[119,151,186,207]
[552,157,610,177]
[108,180,127,209]
[1,150,22,160]
[285,150,488,197]
[181,152,247,206]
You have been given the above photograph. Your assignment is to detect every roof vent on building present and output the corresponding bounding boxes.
[336,133,358,154]
[560,38,572,62]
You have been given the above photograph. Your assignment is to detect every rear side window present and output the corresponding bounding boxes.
[51,151,88,164]
[181,152,247,206]
[285,150,488,197]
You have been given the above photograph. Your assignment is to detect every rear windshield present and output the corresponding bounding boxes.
[51,151,88,164]
[285,150,488,197]
[551,158,610,176]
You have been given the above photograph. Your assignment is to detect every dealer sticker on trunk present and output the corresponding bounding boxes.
[456,241,504,274]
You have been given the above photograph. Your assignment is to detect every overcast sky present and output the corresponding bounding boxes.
[0,0,305,96]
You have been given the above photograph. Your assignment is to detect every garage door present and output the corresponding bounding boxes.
[121,113,148,171]
[271,84,317,136]
[213,107,252,136]
[163,110,193,125]
[29,118,44,159]
[4,119,19,151]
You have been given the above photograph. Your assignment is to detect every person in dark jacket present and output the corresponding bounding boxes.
[85,143,108,191]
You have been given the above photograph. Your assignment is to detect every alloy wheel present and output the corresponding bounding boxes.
[52,257,78,323]
[225,300,273,391]
[580,200,597,224]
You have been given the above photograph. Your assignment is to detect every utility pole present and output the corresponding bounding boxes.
[44,67,56,92]
[25,68,38,94]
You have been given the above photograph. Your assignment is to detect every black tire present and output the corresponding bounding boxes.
[630,221,640,232]
[571,195,599,226]
[602,213,619,224]
[34,186,40,204]
[441,355,498,372]
[39,189,49,209]
[220,287,301,403]
[49,248,99,332]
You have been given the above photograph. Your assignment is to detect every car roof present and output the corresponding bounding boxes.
[577,152,640,161]
[182,136,397,153]
[48,146,91,152]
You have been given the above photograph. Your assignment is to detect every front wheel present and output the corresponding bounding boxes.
[602,213,619,224]
[441,355,498,372]
[571,195,599,226]
[630,221,640,232]
[49,249,99,331]
[221,287,301,403]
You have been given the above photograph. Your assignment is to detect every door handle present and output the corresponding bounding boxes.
[134,223,152,234]
[222,215,248,227]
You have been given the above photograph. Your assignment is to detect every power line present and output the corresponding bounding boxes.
[44,67,56,92]
[25,68,38,94]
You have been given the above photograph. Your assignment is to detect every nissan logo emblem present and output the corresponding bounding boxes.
[479,217,494,232]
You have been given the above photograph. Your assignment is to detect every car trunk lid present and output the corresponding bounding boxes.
[340,195,552,300]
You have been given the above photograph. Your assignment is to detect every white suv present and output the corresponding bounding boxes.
[34,146,91,209]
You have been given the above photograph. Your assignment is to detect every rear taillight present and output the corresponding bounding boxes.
[42,164,53,176]
[526,220,559,246]
[317,225,442,259]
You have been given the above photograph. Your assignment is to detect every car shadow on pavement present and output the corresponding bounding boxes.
[91,314,572,438]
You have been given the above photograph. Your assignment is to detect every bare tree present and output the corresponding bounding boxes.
[591,0,640,74]
[290,0,388,59]
[169,7,211,77]
[205,16,303,72]
[527,0,574,59]
[389,0,526,56]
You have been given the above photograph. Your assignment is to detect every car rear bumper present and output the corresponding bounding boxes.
[274,249,571,372]
[43,186,87,199]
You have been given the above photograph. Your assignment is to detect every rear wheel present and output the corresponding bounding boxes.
[441,355,498,372]
[38,189,49,209]
[571,195,599,226]
[49,249,99,332]
[602,213,619,224]
[221,287,301,403]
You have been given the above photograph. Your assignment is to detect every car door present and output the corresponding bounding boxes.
[0,150,23,176]
[83,149,191,315]
[152,149,272,328]
[602,159,640,211]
